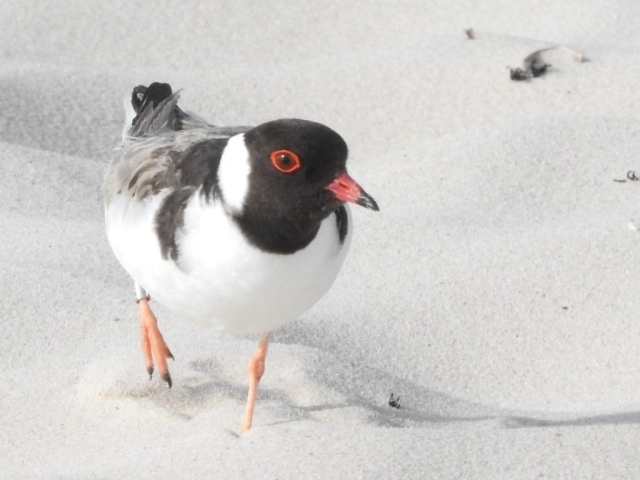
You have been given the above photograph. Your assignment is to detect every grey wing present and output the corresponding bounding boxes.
[104,128,253,205]
[107,82,253,204]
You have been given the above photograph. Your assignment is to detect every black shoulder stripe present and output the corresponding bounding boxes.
[155,187,196,262]
[175,137,228,201]
[335,205,348,245]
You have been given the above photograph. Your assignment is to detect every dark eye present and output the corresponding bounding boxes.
[270,149,301,173]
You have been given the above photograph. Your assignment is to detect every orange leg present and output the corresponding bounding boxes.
[138,298,174,387]
[240,332,271,433]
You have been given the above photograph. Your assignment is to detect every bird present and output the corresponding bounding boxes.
[103,82,379,432]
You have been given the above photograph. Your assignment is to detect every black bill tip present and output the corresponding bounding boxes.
[356,190,380,211]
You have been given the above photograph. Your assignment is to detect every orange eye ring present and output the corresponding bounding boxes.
[270,149,301,173]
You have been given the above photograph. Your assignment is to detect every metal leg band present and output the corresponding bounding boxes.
[134,283,150,302]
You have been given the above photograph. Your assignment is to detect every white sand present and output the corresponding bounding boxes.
[1,0,640,477]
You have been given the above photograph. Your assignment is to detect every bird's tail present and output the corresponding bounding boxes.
[121,82,216,140]
[123,82,184,139]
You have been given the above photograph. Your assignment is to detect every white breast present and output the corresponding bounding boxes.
[105,192,352,334]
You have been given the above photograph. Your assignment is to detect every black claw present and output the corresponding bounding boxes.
[147,365,154,379]
[161,372,172,388]
[168,351,175,361]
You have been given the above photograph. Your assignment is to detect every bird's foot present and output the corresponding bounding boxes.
[239,332,271,433]
[138,298,174,388]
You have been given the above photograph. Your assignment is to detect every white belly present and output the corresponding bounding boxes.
[105,192,351,334]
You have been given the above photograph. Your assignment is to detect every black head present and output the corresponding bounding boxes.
[232,119,378,254]
[243,119,349,217]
